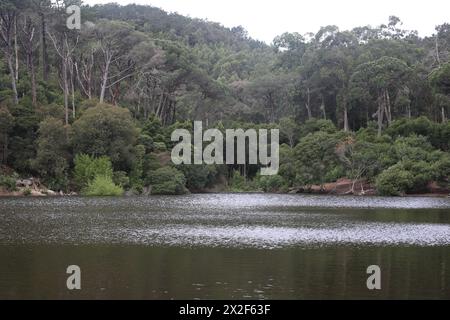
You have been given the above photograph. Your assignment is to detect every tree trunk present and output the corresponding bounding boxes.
[30,55,37,107]
[14,16,19,82]
[62,59,69,125]
[321,96,326,119]
[305,87,312,120]
[6,55,19,105]
[385,89,392,125]
[377,95,384,137]
[442,106,447,123]
[40,14,49,81]
[343,105,349,132]
[71,66,76,119]
[436,33,442,68]
[99,56,111,104]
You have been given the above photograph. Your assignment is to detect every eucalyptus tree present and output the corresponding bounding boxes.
[90,19,137,103]
[0,0,19,104]
[350,56,412,136]
[430,62,450,122]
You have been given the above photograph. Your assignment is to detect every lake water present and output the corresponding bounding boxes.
[0,194,449,299]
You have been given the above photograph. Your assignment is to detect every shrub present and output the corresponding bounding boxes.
[112,171,130,188]
[72,103,138,170]
[147,167,187,195]
[228,171,259,192]
[154,142,167,152]
[73,154,113,190]
[33,117,70,191]
[258,175,287,192]
[178,164,219,191]
[22,187,32,196]
[376,164,414,196]
[82,175,124,196]
[0,174,17,191]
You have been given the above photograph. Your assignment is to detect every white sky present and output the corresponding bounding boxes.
[83,0,449,43]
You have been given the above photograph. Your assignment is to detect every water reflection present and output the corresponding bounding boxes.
[0,194,449,248]
[0,194,449,299]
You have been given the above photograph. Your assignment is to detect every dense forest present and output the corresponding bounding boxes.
[0,1,449,196]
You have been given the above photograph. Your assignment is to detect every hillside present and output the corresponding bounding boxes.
[0,2,449,196]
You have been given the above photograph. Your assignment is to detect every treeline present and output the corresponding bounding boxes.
[0,1,449,196]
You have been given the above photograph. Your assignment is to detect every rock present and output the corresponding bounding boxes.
[46,189,57,196]
[16,179,33,188]
[124,190,135,197]
[30,190,45,197]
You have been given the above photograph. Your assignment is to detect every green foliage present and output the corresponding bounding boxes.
[112,171,130,189]
[73,154,114,190]
[0,4,449,197]
[294,131,344,187]
[22,187,32,196]
[129,144,145,193]
[258,175,287,192]
[154,142,167,152]
[376,164,414,196]
[82,175,124,196]
[72,104,138,171]
[147,167,187,195]
[32,117,70,191]
[303,119,337,135]
[178,164,219,191]
[228,171,260,192]
[0,174,17,191]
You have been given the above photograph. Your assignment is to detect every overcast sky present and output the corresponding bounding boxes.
[83,0,449,43]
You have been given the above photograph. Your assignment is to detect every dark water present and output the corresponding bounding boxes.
[0,194,449,299]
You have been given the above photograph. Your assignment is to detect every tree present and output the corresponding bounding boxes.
[350,56,412,136]
[430,62,450,122]
[279,117,298,147]
[19,7,39,107]
[0,106,13,164]
[32,117,71,190]
[293,131,345,188]
[72,103,138,171]
[91,20,136,103]
[336,136,379,193]
[146,166,187,195]
[0,1,19,104]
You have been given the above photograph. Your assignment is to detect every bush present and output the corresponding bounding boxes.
[73,154,113,190]
[82,175,124,196]
[0,174,17,191]
[112,171,130,188]
[228,171,259,192]
[72,103,138,171]
[258,175,287,192]
[376,164,414,196]
[301,119,337,136]
[147,167,187,195]
[178,164,219,191]
[154,142,167,152]
[33,117,70,191]
[22,187,32,196]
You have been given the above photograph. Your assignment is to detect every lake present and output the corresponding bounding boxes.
[0,194,449,299]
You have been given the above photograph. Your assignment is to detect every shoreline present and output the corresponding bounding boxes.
[1,189,449,199]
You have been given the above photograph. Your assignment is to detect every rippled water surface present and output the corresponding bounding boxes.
[0,194,449,299]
